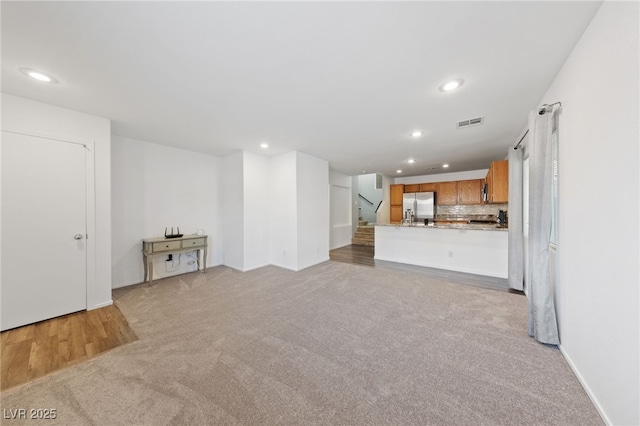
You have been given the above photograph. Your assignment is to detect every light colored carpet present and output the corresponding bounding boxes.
[0,261,601,425]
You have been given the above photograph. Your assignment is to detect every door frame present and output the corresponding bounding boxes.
[1,127,96,310]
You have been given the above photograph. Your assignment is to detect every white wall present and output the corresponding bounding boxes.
[395,169,488,184]
[538,3,639,424]
[111,136,222,287]
[375,226,508,278]
[243,151,270,271]
[268,151,329,270]
[270,152,298,270]
[296,152,329,270]
[351,176,359,234]
[222,152,244,271]
[329,170,353,249]
[1,94,112,309]
[357,174,382,224]
[376,174,393,225]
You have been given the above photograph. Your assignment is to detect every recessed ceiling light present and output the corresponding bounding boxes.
[411,131,423,138]
[20,68,58,84]
[397,170,402,174]
[442,164,450,168]
[407,159,415,164]
[439,79,464,92]
[260,143,269,149]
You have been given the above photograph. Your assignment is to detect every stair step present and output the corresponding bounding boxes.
[353,223,375,247]
[351,238,375,247]
[354,229,374,236]
[353,233,376,241]
[356,228,374,234]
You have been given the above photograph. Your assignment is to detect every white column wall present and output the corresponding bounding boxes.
[111,136,222,287]
[329,170,353,249]
[243,151,270,271]
[1,94,112,309]
[537,2,639,424]
[269,152,298,270]
[222,152,245,271]
[351,176,359,234]
[376,174,393,225]
[296,152,329,270]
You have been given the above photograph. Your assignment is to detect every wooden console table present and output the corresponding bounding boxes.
[142,235,208,284]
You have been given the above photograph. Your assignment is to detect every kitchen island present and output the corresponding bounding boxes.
[375,223,508,278]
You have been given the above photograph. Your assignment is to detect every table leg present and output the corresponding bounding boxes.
[203,246,207,273]
[148,257,154,285]
[143,253,148,282]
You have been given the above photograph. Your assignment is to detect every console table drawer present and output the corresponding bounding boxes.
[182,238,205,248]
[153,241,182,252]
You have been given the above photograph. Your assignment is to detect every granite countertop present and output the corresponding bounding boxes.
[376,222,508,231]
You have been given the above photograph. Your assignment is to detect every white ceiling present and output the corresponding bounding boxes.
[1,1,601,177]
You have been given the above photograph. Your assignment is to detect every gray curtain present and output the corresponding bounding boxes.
[527,108,560,345]
[508,147,524,291]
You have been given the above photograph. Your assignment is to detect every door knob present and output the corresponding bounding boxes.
[74,234,84,240]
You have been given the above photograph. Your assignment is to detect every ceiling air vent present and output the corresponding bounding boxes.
[457,116,484,129]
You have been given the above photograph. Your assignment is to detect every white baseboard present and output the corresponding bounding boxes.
[559,344,611,425]
[373,254,507,279]
[88,300,113,310]
[241,263,271,272]
[112,279,143,289]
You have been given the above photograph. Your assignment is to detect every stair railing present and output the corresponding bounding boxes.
[358,193,374,205]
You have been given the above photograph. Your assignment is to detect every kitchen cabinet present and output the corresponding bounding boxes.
[436,181,458,205]
[390,205,404,223]
[458,179,484,205]
[420,183,436,192]
[390,184,404,205]
[486,160,509,203]
[390,184,404,223]
[403,184,420,193]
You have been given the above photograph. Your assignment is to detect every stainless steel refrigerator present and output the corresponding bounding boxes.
[402,192,435,221]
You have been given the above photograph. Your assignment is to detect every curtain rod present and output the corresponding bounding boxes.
[513,129,529,150]
[538,101,562,116]
[514,101,562,150]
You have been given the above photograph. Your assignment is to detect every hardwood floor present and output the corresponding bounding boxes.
[0,304,137,391]
[329,244,376,266]
[330,244,511,292]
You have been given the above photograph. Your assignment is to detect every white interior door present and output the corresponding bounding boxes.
[1,131,87,331]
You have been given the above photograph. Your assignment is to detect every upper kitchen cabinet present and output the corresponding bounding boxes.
[419,183,436,192]
[486,160,509,203]
[458,179,484,205]
[403,184,420,193]
[390,184,404,206]
[436,179,483,205]
[436,181,458,205]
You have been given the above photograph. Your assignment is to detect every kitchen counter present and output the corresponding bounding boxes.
[375,224,508,278]
[377,222,508,231]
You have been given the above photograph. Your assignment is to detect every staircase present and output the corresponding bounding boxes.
[352,218,375,247]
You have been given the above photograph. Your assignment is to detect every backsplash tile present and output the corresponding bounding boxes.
[436,203,508,220]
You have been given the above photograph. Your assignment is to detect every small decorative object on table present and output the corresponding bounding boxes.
[164,226,184,239]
